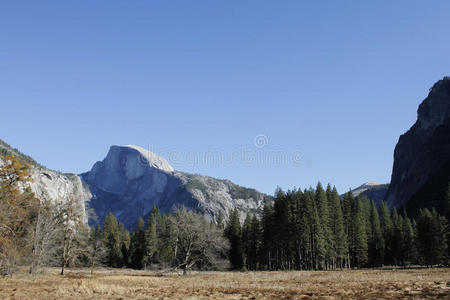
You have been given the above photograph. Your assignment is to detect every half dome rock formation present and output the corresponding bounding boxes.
[81,145,271,229]
[385,77,450,214]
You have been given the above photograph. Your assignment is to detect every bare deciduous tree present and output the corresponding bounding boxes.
[28,191,61,275]
[58,193,88,275]
[170,207,229,275]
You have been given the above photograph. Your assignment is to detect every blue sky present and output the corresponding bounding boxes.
[1,1,449,195]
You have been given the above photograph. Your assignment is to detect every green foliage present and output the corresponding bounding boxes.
[185,178,208,193]
[327,185,348,268]
[368,201,384,267]
[222,182,450,271]
[102,212,123,268]
[225,209,243,270]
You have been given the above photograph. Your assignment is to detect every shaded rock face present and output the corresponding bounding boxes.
[82,145,271,229]
[386,77,450,213]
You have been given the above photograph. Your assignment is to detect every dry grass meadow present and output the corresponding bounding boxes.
[0,268,449,299]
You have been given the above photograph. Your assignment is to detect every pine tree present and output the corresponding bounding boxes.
[273,189,292,270]
[297,190,312,269]
[145,206,160,265]
[390,208,403,265]
[416,208,442,266]
[401,216,415,265]
[119,226,130,267]
[327,186,348,269]
[130,217,146,269]
[445,182,450,263]
[247,215,261,270]
[87,224,107,273]
[157,215,175,265]
[102,212,123,267]
[350,197,368,268]
[305,189,324,269]
[261,204,275,270]
[368,201,383,267]
[225,209,243,270]
[241,213,251,268]
[379,201,392,265]
[342,191,354,268]
[432,209,448,265]
[316,183,333,269]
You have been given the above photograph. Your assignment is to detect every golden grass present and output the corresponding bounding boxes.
[1,268,449,299]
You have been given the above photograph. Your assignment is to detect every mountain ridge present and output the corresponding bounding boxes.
[0,138,271,229]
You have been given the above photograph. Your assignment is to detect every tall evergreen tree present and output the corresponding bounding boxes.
[261,204,275,270]
[327,186,348,269]
[130,217,146,269]
[391,208,404,265]
[368,201,384,267]
[379,201,392,265]
[273,188,293,270]
[145,206,160,265]
[118,222,130,267]
[225,209,243,270]
[401,215,415,265]
[305,189,324,269]
[247,215,261,270]
[416,209,436,266]
[342,191,354,268]
[445,182,450,263]
[432,209,448,265]
[102,212,122,267]
[350,197,368,268]
[241,213,252,268]
[316,183,333,269]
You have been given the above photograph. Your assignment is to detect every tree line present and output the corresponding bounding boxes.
[224,183,450,270]
[1,153,449,275]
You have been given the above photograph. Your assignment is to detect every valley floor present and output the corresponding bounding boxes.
[0,267,449,299]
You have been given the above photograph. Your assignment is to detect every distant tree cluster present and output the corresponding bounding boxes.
[225,183,450,270]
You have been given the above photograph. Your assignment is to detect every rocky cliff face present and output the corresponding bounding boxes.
[81,145,271,229]
[0,140,91,221]
[385,77,450,213]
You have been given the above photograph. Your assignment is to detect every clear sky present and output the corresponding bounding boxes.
[1,1,449,195]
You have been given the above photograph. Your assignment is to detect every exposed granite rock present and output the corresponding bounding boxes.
[0,139,91,221]
[81,145,271,229]
[385,77,450,213]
